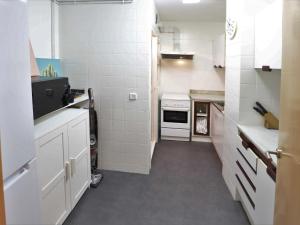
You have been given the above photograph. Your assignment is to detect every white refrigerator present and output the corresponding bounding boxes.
[0,1,41,224]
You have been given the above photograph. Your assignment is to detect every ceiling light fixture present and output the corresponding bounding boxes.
[182,0,201,4]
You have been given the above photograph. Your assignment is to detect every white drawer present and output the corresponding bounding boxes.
[161,128,190,138]
[236,147,257,185]
[236,161,256,201]
[236,175,256,221]
[236,135,258,172]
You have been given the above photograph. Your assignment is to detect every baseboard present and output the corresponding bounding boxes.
[150,141,156,160]
[192,136,212,143]
[101,162,150,175]
[161,136,190,142]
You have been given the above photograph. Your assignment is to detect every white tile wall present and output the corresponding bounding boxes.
[28,0,52,58]
[28,0,60,58]
[159,22,225,95]
[59,0,156,174]
[223,0,281,199]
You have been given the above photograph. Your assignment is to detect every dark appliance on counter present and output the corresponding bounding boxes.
[31,76,73,119]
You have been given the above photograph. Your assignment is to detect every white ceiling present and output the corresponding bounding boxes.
[154,0,226,22]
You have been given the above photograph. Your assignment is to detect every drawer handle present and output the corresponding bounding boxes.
[236,174,255,209]
[236,161,256,192]
[242,140,249,150]
[237,148,257,173]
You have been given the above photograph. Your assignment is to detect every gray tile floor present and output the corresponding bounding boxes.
[64,140,250,225]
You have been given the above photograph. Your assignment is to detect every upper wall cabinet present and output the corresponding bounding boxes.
[213,34,225,68]
[255,0,283,70]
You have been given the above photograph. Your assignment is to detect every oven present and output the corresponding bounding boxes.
[161,107,190,129]
[160,94,191,141]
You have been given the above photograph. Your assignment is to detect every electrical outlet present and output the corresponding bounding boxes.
[129,92,138,101]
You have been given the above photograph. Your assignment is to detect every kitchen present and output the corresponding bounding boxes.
[0,0,300,225]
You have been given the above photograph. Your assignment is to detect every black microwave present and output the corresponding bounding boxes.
[31,76,72,119]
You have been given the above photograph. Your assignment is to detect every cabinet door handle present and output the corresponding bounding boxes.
[65,161,71,181]
[70,158,76,177]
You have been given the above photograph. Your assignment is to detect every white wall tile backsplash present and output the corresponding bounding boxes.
[28,0,52,58]
[59,0,156,174]
[159,22,225,95]
[28,0,60,58]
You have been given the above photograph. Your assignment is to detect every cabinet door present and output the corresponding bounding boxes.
[255,0,282,69]
[211,105,224,161]
[215,107,224,161]
[68,113,90,209]
[213,34,225,68]
[36,126,70,225]
[255,159,275,225]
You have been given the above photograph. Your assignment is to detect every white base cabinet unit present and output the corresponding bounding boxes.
[210,103,224,162]
[34,108,91,225]
[235,130,276,225]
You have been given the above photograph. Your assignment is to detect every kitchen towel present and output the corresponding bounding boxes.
[196,117,207,134]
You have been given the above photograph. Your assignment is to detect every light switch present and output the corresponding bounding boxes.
[129,92,138,101]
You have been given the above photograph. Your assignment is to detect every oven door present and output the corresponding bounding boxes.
[161,107,190,129]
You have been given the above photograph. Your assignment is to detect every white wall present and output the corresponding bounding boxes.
[59,0,156,174]
[223,0,281,198]
[28,0,59,58]
[159,22,225,95]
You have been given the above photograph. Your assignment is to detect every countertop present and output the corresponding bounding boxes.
[34,108,88,140]
[238,124,279,165]
[190,90,225,102]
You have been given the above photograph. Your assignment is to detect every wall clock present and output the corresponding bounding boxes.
[226,18,238,40]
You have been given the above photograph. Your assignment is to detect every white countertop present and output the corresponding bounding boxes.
[238,124,279,165]
[190,93,225,102]
[34,108,88,140]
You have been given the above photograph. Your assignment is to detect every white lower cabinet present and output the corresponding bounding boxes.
[35,109,91,225]
[211,104,224,161]
[68,114,91,209]
[255,160,276,225]
[36,126,70,225]
[235,134,275,225]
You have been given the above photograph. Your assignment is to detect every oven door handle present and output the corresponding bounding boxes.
[162,107,190,112]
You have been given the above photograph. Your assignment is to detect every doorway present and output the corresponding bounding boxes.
[151,35,159,158]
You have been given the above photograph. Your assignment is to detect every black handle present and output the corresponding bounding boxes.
[253,107,265,116]
[256,102,268,114]
[262,65,272,72]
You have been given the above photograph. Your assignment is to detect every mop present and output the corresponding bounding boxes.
[88,88,103,188]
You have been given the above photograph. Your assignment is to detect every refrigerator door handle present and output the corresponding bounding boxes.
[4,166,29,190]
